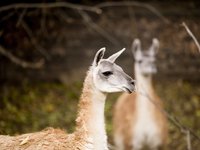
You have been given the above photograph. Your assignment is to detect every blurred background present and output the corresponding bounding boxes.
[0,0,199,149]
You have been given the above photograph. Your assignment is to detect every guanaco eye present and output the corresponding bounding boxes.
[102,71,113,76]
[138,60,142,64]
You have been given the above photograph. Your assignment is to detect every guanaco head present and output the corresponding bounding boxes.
[92,48,135,94]
[132,38,159,76]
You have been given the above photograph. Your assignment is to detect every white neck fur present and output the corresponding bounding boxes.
[134,64,155,110]
[87,88,108,150]
[76,70,108,150]
[135,64,153,94]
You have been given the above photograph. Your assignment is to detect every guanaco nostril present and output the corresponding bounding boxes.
[130,80,135,85]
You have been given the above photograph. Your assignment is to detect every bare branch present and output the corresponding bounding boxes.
[182,22,200,53]
[56,10,75,24]
[185,130,192,150]
[40,8,47,35]
[0,2,101,14]
[96,1,169,24]
[108,143,116,150]
[1,11,16,22]
[16,8,27,27]
[78,10,120,46]
[0,45,44,69]
[20,20,50,59]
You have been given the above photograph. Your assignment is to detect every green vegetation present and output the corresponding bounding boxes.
[0,79,199,149]
[0,81,81,135]
[155,80,200,149]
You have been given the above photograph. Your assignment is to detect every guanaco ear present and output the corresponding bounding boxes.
[107,48,125,63]
[93,47,106,66]
[132,39,141,57]
[149,38,159,56]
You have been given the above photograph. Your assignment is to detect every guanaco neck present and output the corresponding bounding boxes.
[75,68,108,150]
[134,64,155,101]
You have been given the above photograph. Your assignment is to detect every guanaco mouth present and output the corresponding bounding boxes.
[123,87,133,94]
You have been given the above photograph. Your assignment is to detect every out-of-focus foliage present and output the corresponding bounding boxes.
[155,80,200,149]
[0,79,199,149]
[0,81,82,135]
